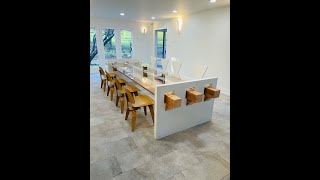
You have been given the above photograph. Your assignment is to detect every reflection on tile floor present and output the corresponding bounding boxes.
[90,72,230,180]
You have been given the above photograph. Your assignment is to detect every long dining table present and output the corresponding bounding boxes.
[107,61,219,140]
[109,62,182,95]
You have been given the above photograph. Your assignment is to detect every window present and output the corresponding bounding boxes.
[120,30,133,58]
[90,28,99,65]
[102,28,116,62]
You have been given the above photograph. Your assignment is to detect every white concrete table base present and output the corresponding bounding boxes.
[155,77,217,139]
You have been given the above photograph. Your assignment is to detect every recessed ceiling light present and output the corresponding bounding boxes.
[173,10,178,13]
[120,13,125,16]
[209,0,216,3]
[151,17,155,19]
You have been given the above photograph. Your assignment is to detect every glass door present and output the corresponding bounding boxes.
[155,29,167,72]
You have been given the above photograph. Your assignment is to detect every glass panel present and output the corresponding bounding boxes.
[102,29,116,64]
[90,28,99,66]
[120,30,133,58]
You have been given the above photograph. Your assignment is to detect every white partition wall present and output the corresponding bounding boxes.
[154,77,218,139]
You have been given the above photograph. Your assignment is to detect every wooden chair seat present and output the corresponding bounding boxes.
[123,85,140,96]
[131,95,154,108]
[109,73,117,78]
[117,78,126,84]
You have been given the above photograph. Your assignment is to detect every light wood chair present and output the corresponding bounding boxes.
[105,71,116,101]
[106,71,127,102]
[124,88,154,132]
[106,70,117,79]
[99,67,107,92]
[114,78,126,114]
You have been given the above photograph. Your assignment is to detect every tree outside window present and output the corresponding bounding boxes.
[120,30,133,58]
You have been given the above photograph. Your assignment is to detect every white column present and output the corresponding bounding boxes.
[115,29,122,59]
[95,27,105,68]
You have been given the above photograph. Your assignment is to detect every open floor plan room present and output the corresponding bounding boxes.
[91,0,230,179]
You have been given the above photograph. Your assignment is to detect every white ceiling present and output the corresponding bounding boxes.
[90,0,230,21]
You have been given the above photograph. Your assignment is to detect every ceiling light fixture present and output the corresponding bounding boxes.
[151,17,155,19]
[120,13,125,16]
[209,0,216,3]
[173,10,178,13]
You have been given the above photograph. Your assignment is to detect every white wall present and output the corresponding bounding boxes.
[153,6,230,94]
[90,17,154,69]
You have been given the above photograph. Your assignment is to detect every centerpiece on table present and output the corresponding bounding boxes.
[141,63,149,77]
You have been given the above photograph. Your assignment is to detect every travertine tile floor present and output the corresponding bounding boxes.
[90,72,230,180]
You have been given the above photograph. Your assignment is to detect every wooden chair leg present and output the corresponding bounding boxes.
[103,80,106,92]
[107,86,110,96]
[131,110,136,132]
[116,95,119,106]
[120,97,124,114]
[143,106,147,116]
[125,109,130,120]
[110,89,114,101]
[148,105,154,124]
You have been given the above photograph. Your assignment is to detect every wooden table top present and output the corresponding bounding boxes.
[123,85,140,93]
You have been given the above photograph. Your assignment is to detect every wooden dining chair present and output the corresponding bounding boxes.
[114,78,126,114]
[124,89,154,132]
[99,67,107,92]
[106,70,117,79]
[105,71,115,101]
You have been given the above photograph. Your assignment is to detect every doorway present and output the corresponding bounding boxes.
[155,29,167,71]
